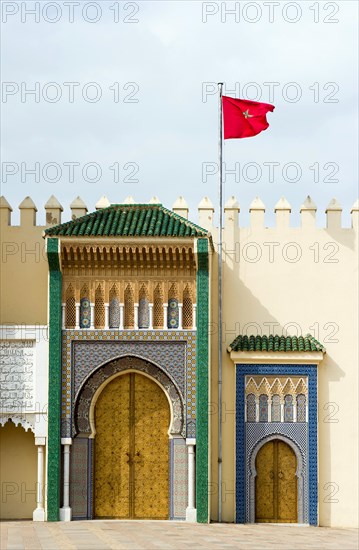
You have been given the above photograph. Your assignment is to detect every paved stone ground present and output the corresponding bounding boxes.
[1,521,358,550]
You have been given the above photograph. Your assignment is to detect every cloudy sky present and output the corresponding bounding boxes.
[1,0,358,226]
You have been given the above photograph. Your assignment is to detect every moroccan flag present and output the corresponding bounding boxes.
[222,96,275,139]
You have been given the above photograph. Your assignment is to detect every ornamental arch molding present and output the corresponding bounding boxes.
[0,415,35,433]
[74,355,185,437]
[248,433,305,523]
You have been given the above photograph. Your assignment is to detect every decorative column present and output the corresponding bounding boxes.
[149,303,153,329]
[90,304,95,328]
[119,304,124,329]
[192,304,197,330]
[134,304,139,329]
[75,304,80,329]
[60,438,72,521]
[281,398,284,422]
[293,398,297,422]
[178,304,183,330]
[33,438,45,521]
[163,304,168,329]
[61,304,66,329]
[186,439,197,522]
[104,303,109,329]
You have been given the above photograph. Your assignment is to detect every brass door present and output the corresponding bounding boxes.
[94,372,170,519]
[255,440,297,523]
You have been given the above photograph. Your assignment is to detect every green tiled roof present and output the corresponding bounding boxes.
[44,204,208,238]
[228,334,325,353]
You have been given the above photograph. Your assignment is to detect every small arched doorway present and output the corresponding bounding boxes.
[0,420,37,520]
[94,372,170,519]
[255,439,297,523]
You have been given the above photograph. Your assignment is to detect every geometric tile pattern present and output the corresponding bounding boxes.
[246,423,307,461]
[167,298,179,329]
[170,438,188,520]
[47,237,62,522]
[109,298,120,328]
[61,330,196,438]
[87,439,94,519]
[70,437,88,519]
[195,238,209,523]
[138,298,150,328]
[75,355,184,437]
[80,298,91,328]
[186,418,196,438]
[72,339,187,396]
[236,364,318,526]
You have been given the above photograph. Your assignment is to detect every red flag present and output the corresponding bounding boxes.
[222,96,275,139]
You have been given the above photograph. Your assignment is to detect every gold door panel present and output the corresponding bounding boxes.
[277,441,297,522]
[94,372,170,519]
[255,441,275,521]
[94,374,131,518]
[255,439,297,523]
[133,374,170,519]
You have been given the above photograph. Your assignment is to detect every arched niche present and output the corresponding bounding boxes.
[248,433,305,523]
[74,355,185,438]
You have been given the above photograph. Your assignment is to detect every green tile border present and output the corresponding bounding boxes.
[46,238,62,521]
[196,238,209,522]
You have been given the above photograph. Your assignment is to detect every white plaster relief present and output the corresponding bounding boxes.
[0,341,35,411]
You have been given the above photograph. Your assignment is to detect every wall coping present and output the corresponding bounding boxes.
[229,351,324,364]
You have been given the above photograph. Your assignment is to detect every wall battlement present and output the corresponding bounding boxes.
[1,195,358,233]
[1,192,358,528]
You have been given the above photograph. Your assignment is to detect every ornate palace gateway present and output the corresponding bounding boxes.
[44,202,211,522]
[0,195,358,528]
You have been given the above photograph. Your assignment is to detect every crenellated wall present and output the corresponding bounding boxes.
[1,192,357,327]
[1,192,358,527]
[203,194,358,529]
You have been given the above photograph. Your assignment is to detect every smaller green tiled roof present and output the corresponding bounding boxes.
[228,334,325,353]
[44,204,208,238]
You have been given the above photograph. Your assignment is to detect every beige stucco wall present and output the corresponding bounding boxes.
[0,198,52,520]
[0,421,37,519]
[0,195,357,527]
[0,202,48,325]
[208,200,358,528]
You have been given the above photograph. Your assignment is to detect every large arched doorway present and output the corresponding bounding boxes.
[94,372,170,519]
[255,439,297,523]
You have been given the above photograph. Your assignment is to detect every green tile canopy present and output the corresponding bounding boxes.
[228,334,325,353]
[44,204,208,238]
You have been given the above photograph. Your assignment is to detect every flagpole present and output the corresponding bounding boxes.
[217,81,223,523]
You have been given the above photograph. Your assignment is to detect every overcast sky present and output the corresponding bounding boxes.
[1,0,358,227]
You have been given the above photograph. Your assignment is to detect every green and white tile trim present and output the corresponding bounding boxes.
[195,238,209,523]
[46,238,62,521]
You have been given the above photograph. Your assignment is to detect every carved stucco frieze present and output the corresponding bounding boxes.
[0,341,35,411]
